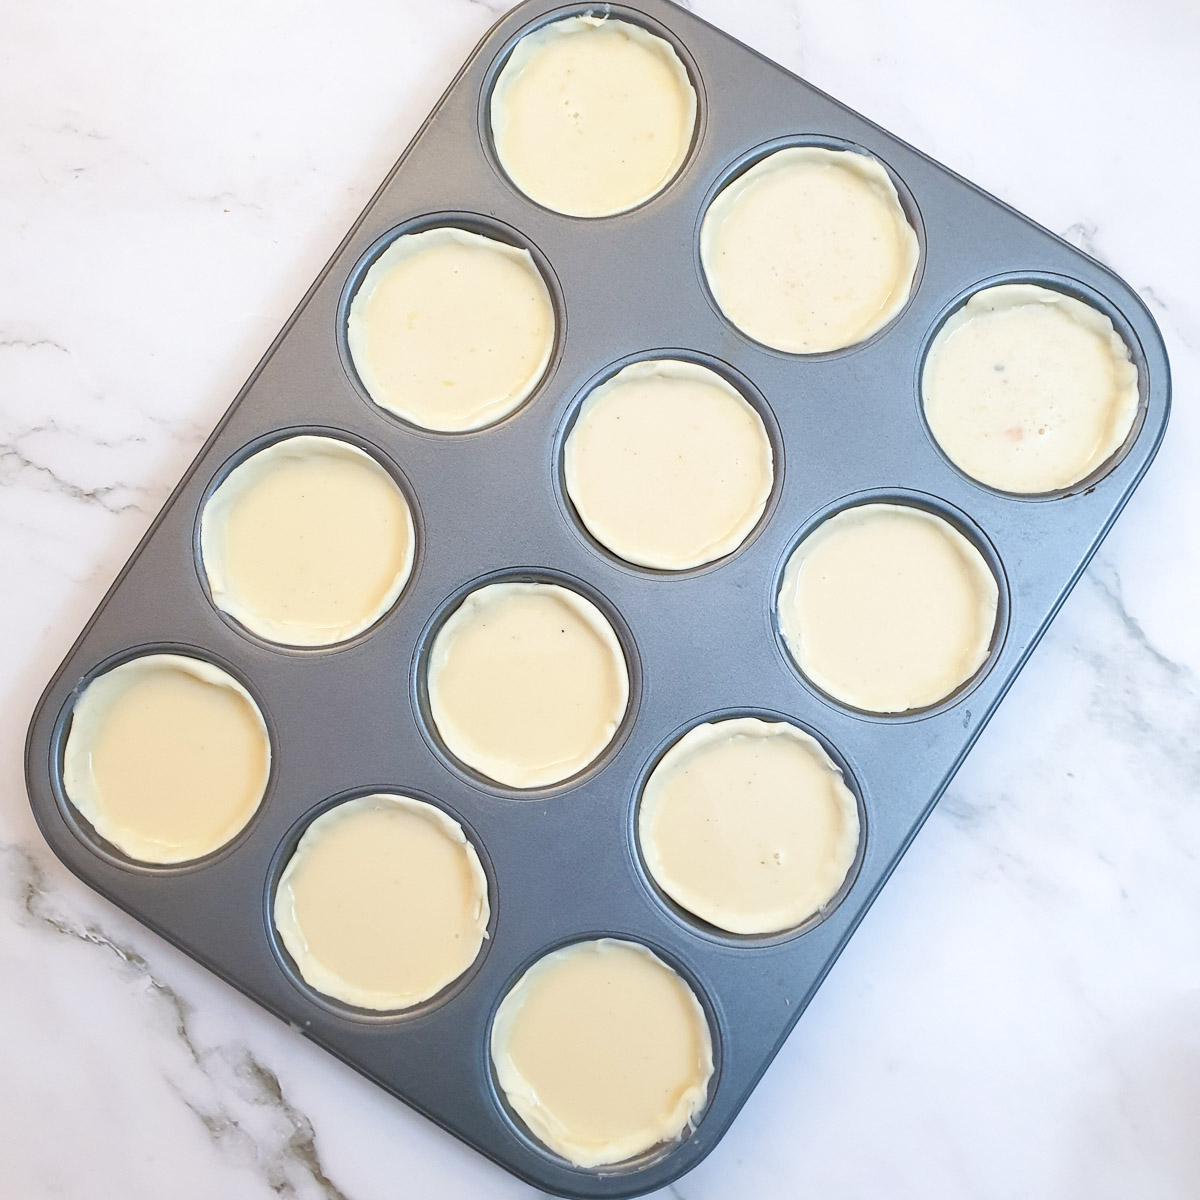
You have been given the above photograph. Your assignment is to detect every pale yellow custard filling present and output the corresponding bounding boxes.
[491,16,696,217]
[62,654,270,864]
[701,146,918,353]
[778,504,999,713]
[201,435,415,647]
[640,717,859,934]
[274,794,489,1011]
[922,283,1139,493]
[347,227,554,431]
[564,359,773,569]
[491,939,713,1167]
[427,582,629,788]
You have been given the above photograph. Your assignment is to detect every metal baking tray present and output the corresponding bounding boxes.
[24,0,1170,1195]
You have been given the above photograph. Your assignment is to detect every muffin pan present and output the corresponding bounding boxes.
[25,1,1170,1196]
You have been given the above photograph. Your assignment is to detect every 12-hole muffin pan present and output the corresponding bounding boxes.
[25,1,1170,1195]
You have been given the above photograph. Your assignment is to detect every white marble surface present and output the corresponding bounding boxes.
[3,0,1199,1196]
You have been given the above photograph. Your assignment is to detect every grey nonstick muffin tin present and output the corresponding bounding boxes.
[25,0,1170,1195]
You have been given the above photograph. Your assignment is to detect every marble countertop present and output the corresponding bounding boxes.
[3,1,1198,1196]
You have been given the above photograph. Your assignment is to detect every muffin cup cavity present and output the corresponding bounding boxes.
[197,431,420,649]
[554,349,785,576]
[481,6,706,218]
[264,787,498,1023]
[486,934,722,1174]
[412,569,643,799]
[50,645,277,874]
[193,426,424,654]
[630,708,867,945]
[916,272,1150,500]
[772,492,1010,722]
[337,213,566,434]
[696,136,926,358]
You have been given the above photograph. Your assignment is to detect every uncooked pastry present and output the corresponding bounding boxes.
[427,582,629,788]
[490,938,713,1166]
[922,283,1140,493]
[273,793,489,1010]
[62,653,270,864]
[639,717,859,933]
[777,503,999,712]
[490,15,696,217]
[201,435,415,646]
[347,227,554,431]
[700,146,918,353]
[564,359,773,569]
